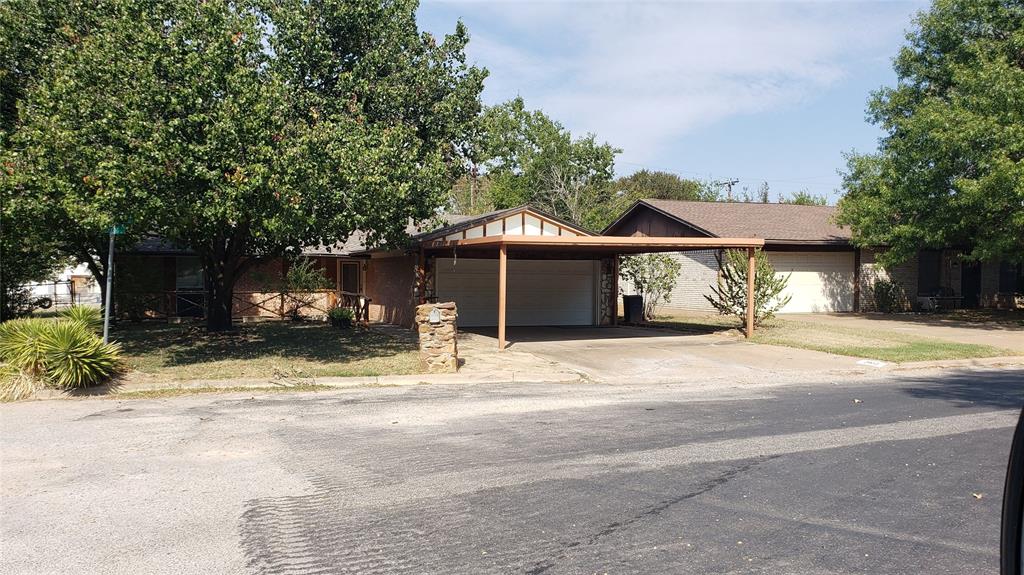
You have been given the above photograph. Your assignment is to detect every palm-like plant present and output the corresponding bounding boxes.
[0,318,51,378]
[1,315,122,398]
[36,321,122,389]
[59,305,103,332]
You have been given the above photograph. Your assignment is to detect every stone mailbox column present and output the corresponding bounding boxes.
[415,302,458,373]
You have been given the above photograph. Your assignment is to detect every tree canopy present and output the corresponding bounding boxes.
[614,170,714,202]
[779,190,829,206]
[471,97,620,228]
[836,0,1023,266]
[5,0,485,330]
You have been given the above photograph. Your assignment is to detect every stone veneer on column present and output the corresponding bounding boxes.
[414,302,458,373]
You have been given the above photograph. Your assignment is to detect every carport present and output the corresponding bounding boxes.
[421,235,766,349]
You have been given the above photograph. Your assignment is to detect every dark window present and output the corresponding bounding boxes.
[917,250,941,296]
[341,262,362,294]
[174,257,205,317]
[175,257,204,289]
[1000,261,1023,294]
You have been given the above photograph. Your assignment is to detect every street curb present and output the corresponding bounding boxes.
[888,355,1024,372]
[25,370,587,400]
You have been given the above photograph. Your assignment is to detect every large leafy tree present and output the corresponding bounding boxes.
[836,0,1024,266]
[0,1,119,315]
[9,0,485,331]
[476,97,620,227]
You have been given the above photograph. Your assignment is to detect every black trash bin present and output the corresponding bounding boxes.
[622,295,644,324]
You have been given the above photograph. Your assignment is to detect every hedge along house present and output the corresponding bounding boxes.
[604,199,1022,314]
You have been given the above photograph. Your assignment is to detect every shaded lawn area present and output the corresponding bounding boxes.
[651,313,1016,363]
[113,321,419,382]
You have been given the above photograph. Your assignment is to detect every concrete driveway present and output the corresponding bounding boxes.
[461,326,869,384]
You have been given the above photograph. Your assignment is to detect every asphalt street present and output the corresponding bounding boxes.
[2,368,1023,574]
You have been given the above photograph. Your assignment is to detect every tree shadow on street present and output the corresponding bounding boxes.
[900,368,1024,409]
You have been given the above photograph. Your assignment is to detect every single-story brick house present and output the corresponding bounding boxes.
[605,199,1022,313]
[114,205,768,346]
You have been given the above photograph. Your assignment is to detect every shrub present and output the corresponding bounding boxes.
[872,278,907,313]
[0,316,122,398]
[59,305,103,332]
[0,363,40,402]
[284,258,332,318]
[328,306,355,328]
[0,318,50,379]
[704,249,792,329]
[619,253,682,319]
[37,321,121,389]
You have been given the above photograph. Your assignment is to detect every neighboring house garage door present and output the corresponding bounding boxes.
[435,258,596,327]
[767,252,855,313]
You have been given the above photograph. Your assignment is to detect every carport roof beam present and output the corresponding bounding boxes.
[425,235,765,254]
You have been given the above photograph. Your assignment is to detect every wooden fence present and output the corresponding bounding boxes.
[116,289,369,321]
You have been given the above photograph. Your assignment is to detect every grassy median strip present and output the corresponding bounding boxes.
[114,321,419,383]
[652,315,1014,362]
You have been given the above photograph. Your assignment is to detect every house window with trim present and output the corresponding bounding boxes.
[917,250,942,296]
[175,257,205,317]
[340,261,362,294]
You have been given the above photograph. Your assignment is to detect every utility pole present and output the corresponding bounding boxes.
[715,179,740,201]
[102,224,124,344]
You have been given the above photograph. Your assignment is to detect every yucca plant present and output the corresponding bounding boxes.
[59,305,103,332]
[0,318,51,378]
[0,362,42,402]
[36,321,122,390]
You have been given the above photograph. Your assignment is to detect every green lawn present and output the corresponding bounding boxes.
[651,314,1015,363]
[113,321,420,383]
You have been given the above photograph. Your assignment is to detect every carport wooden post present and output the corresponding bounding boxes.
[498,242,507,350]
[746,247,756,339]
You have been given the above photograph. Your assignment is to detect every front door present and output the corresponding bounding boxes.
[961,262,982,308]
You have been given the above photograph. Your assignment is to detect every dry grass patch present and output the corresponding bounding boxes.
[752,319,1011,362]
[653,313,1014,363]
[114,321,419,383]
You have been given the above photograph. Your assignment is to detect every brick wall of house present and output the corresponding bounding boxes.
[365,254,417,327]
[620,250,720,315]
[981,260,1001,307]
[858,248,918,312]
[117,254,342,319]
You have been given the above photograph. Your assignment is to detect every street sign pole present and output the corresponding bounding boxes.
[102,229,116,344]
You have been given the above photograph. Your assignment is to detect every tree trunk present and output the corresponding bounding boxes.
[205,265,236,332]
[82,252,107,314]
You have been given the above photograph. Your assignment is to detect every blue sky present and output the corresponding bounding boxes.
[418,0,929,203]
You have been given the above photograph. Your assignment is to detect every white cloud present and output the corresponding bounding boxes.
[430,1,919,169]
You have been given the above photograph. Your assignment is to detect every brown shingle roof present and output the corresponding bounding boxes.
[302,214,477,256]
[638,199,851,245]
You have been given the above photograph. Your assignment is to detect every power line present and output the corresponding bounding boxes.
[616,160,840,187]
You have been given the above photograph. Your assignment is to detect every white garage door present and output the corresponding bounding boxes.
[767,252,855,313]
[435,258,596,327]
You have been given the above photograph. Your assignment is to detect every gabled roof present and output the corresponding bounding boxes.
[605,199,851,245]
[410,205,594,244]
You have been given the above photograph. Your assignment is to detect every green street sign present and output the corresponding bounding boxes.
[110,224,125,235]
